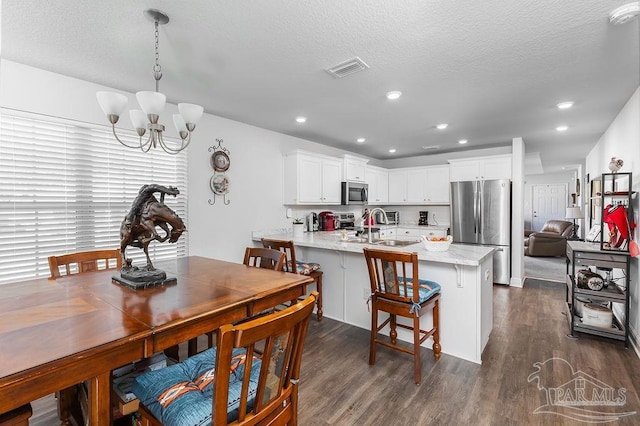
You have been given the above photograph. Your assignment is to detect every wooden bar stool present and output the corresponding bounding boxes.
[261,238,323,321]
[363,247,441,384]
[0,404,32,426]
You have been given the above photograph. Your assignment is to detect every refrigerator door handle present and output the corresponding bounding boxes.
[477,181,482,236]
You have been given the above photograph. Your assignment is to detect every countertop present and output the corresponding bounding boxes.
[252,230,494,266]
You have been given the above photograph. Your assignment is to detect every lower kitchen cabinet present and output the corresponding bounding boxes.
[565,240,630,347]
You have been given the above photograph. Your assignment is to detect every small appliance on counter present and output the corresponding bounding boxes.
[318,211,337,231]
[306,212,319,232]
[419,211,429,226]
[337,213,355,229]
[373,210,399,225]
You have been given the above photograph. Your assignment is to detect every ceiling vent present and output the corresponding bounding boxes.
[422,145,441,151]
[326,57,370,78]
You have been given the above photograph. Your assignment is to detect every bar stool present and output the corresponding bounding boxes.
[261,238,323,321]
[0,404,32,426]
[363,247,441,384]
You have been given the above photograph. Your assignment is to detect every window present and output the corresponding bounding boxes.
[0,110,188,284]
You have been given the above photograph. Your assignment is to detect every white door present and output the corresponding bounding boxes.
[532,184,567,231]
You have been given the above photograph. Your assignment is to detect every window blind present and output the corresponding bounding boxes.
[0,110,189,284]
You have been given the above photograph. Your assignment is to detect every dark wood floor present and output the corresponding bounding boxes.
[28,279,640,425]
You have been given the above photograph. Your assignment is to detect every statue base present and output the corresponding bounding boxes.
[112,267,177,289]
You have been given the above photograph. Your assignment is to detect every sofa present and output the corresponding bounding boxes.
[524,220,574,257]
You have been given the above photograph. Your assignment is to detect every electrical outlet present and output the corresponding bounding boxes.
[363,288,370,300]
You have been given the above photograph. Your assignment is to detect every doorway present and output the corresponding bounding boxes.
[531,184,567,231]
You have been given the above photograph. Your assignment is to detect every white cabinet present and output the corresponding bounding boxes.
[343,155,368,182]
[449,155,511,182]
[389,165,450,204]
[425,165,450,203]
[379,228,396,239]
[365,166,389,204]
[283,151,342,204]
[388,170,408,203]
[396,227,447,239]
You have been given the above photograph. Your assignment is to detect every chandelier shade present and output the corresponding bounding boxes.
[95,9,203,154]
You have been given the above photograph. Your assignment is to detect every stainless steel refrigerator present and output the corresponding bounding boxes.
[450,179,511,284]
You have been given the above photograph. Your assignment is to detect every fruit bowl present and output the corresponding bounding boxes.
[423,236,452,251]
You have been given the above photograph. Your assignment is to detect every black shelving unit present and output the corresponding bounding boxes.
[565,240,631,347]
[599,172,633,252]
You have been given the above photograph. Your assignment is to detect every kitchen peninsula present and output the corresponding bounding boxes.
[252,230,495,364]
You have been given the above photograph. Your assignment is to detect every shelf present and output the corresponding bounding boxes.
[565,303,626,341]
[574,282,626,302]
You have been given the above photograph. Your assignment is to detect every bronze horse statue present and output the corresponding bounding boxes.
[120,184,186,270]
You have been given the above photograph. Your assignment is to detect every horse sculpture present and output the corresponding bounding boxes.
[120,184,186,271]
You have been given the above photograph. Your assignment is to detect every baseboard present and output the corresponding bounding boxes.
[629,324,640,360]
[510,276,523,287]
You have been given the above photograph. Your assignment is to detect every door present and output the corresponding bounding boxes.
[451,181,478,244]
[532,184,567,231]
[478,179,511,246]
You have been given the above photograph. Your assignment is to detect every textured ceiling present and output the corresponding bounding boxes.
[2,0,639,173]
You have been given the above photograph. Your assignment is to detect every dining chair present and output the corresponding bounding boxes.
[0,403,32,426]
[261,238,323,321]
[243,247,286,271]
[132,292,318,426]
[363,247,441,384]
[48,248,122,278]
[47,248,122,424]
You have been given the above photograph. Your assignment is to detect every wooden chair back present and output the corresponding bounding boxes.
[363,248,420,304]
[261,238,297,273]
[137,292,318,426]
[243,247,286,271]
[48,249,122,279]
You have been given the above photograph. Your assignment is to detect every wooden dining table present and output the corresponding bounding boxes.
[0,256,313,425]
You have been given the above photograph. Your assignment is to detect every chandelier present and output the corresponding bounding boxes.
[96,9,203,154]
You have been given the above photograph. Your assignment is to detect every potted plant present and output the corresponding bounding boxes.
[292,218,304,237]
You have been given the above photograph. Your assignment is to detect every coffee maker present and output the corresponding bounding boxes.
[318,211,336,231]
[419,211,429,226]
[306,212,319,232]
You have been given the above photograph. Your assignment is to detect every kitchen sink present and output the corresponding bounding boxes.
[372,239,420,247]
[344,238,419,247]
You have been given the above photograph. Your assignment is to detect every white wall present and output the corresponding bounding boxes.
[585,87,640,353]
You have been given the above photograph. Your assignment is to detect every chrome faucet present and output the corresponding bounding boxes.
[367,207,388,243]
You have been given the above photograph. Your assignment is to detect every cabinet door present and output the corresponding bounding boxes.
[407,169,428,202]
[481,157,511,180]
[345,159,366,182]
[388,170,407,203]
[321,159,342,203]
[426,165,450,203]
[366,167,389,204]
[449,160,480,181]
[298,155,323,203]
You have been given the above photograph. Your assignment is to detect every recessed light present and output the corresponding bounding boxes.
[388,148,397,153]
[295,116,307,123]
[386,91,402,100]
[557,101,574,109]
[356,137,366,143]
[556,125,568,132]
[436,123,448,130]
[458,139,468,144]
[609,2,640,25]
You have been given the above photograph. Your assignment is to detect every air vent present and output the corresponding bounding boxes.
[422,145,441,150]
[326,57,370,78]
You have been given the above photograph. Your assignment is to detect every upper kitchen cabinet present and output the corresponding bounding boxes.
[388,169,408,204]
[283,151,342,204]
[449,155,512,182]
[389,165,450,205]
[343,155,368,182]
[365,165,389,204]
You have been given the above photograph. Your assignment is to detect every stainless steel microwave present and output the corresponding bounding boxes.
[341,182,368,205]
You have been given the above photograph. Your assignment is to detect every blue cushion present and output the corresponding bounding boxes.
[397,277,441,303]
[132,347,261,426]
[285,260,320,275]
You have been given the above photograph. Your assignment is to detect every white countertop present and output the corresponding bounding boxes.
[252,230,493,266]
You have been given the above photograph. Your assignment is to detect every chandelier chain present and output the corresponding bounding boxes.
[153,19,162,92]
